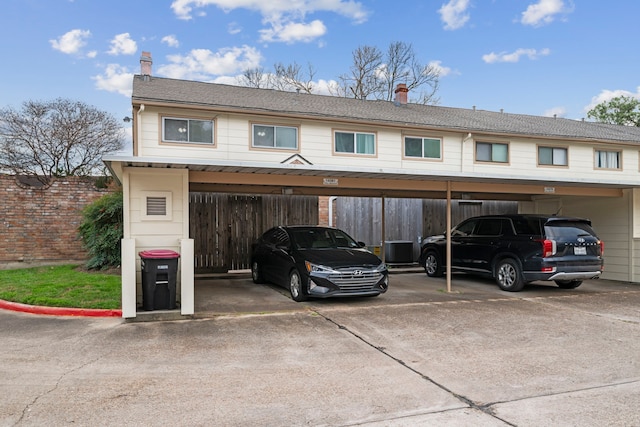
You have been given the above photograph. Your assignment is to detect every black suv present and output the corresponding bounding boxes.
[418,214,604,291]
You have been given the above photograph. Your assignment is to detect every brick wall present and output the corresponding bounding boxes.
[0,175,114,266]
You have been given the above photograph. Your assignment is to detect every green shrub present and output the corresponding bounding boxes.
[79,191,123,269]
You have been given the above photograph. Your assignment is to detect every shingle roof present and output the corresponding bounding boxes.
[132,75,640,144]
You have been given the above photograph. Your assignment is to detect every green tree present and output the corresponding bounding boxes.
[79,191,123,269]
[587,95,640,126]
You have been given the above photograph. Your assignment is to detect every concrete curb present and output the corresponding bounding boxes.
[0,299,122,317]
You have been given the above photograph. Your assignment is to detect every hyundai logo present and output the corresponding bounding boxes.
[352,270,363,277]
[577,237,585,243]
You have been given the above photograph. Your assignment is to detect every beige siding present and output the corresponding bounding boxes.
[134,107,639,187]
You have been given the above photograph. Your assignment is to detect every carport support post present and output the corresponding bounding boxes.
[446,181,452,293]
[381,196,386,262]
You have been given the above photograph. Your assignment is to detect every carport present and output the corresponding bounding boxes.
[104,155,627,318]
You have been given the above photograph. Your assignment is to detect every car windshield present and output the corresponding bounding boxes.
[291,228,360,249]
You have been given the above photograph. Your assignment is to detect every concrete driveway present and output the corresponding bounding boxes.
[1,273,639,426]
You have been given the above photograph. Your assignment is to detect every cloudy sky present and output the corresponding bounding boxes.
[2,0,639,134]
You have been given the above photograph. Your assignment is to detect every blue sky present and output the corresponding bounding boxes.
[2,0,639,135]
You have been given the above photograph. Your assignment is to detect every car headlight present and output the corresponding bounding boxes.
[305,261,336,273]
[375,263,388,272]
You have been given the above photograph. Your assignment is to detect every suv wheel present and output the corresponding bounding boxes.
[495,258,525,292]
[555,280,582,289]
[423,250,444,277]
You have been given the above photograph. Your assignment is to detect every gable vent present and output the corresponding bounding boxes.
[146,197,167,216]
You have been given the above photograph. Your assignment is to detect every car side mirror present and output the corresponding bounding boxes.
[357,241,366,248]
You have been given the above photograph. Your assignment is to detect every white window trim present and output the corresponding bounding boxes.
[141,191,172,221]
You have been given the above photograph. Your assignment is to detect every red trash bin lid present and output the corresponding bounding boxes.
[139,249,181,259]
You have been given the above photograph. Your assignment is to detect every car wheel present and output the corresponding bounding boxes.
[251,260,264,284]
[555,280,582,289]
[423,250,444,277]
[289,269,307,302]
[495,258,525,292]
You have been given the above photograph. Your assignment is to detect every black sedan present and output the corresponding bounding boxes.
[250,226,389,301]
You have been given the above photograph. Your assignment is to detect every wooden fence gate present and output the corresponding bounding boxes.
[189,193,318,273]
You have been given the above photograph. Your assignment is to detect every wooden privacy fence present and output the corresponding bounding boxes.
[335,197,518,262]
[189,193,318,273]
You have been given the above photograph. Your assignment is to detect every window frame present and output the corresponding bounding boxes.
[403,135,443,161]
[250,122,300,151]
[537,145,569,167]
[594,148,622,170]
[332,129,378,157]
[474,141,510,164]
[161,116,215,146]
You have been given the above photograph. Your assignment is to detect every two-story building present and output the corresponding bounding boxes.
[104,53,640,318]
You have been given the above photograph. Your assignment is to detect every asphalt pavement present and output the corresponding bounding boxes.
[1,273,639,426]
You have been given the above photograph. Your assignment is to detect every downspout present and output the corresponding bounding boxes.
[136,104,145,157]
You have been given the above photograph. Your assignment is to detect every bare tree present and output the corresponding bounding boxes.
[273,62,316,94]
[378,41,440,104]
[0,98,124,181]
[237,67,269,88]
[338,42,440,104]
[338,45,384,100]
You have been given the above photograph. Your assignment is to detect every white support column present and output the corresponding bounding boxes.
[180,239,195,315]
[121,238,137,318]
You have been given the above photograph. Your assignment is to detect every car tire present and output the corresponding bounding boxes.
[495,258,525,292]
[251,260,264,284]
[289,269,307,302]
[423,250,444,277]
[555,280,582,289]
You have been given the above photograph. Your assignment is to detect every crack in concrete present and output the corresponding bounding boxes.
[314,309,517,427]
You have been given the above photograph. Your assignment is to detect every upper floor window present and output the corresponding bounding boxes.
[595,150,621,169]
[334,131,376,155]
[405,136,442,159]
[538,146,568,166]
[162,117,213,144]
[252,124,298,150]
[476,141,508,163]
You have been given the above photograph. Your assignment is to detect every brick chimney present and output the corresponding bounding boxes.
[140,51,152,76]
[394,83,409,105]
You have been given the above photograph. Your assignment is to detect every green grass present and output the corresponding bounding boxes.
[0,265,121,309]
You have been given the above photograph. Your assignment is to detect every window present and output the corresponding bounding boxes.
[405,136,442,159]
[595,150,621,169]
[476,142,508,163]
[163,117,213,144]
[538,146,568,166]
[334,131,376,155]
[252,124,298,149]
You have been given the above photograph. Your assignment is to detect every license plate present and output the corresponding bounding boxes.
[574,246,587,255]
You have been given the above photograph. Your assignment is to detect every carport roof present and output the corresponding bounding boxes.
[132,75,640,144]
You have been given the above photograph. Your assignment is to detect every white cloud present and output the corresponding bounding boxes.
[428,60,453,77]
[521,0,572,27]
[259,19,326,43]
[228,22,242,35]
[157,45,264,80]
[162,35,180,47]
[482,48,550,63]
[92,64,134,97]
[170,0,368,43]
[107,33,137,56]
[543,106,567,118]
[438,0,471,31]
[50,29,91,55]
[584,87,640,113]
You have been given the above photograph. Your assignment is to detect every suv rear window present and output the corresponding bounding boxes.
[512,217,543,235]
[544,220,597,238]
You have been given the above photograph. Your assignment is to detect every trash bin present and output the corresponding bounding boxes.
[139,249,180,311]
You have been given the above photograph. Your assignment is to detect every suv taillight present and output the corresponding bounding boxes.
[599,240,604,256]
[539,239,556,258]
